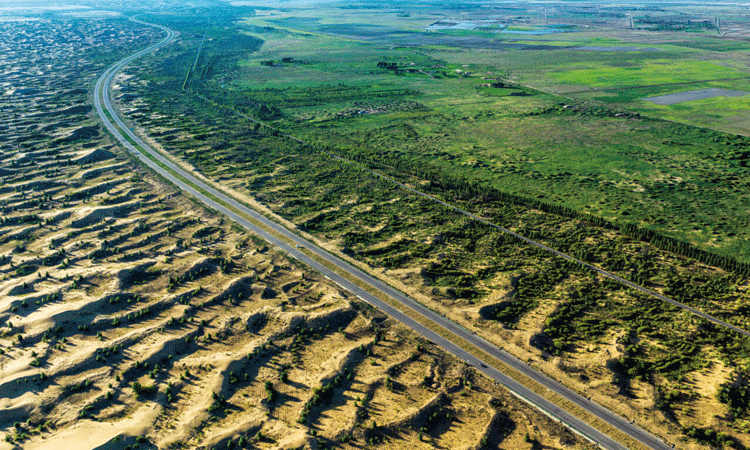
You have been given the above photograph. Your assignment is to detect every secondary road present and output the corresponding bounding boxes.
[94,18,674,450]
[200,69,750,341]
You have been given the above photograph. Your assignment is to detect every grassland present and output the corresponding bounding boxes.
[202,14,750,262]
[546,59,746,89]
[417,22,750,133]
[110,7,750,449]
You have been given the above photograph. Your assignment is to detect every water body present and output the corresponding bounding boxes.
[573,45,661,52]
[642,88,750,105]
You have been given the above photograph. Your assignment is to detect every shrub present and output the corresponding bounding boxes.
[264,381,276,403]
[131,381,157,398]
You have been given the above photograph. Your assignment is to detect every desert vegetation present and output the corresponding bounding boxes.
[88,3,750,449]
[0,10,598,450]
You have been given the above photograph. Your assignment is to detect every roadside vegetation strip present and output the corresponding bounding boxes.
[194,92,750,341]
[182,20,209,92]
[92,18,676,450]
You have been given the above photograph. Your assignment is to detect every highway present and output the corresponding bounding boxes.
[93,18,675,450]
[202,73,750,342]
[330,158,750,339]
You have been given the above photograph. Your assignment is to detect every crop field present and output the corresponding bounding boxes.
[110,7,750,448]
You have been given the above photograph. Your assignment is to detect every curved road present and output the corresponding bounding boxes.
[94,18,676,450]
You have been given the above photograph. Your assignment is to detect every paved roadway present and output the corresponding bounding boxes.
[204,80,750,341]
[93,18,677,450]
[324,157,750,339]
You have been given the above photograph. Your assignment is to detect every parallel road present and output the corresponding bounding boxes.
[93,18,675,450]
[327,158,750,339]
[201,76,750,341]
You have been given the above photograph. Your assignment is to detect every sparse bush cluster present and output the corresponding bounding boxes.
[717,371,750,420]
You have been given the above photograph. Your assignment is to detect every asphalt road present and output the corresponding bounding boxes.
[93,18,676,450]
[206,78,750,342]
[347,163,750,339]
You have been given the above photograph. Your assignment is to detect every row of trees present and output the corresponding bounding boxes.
[308,139,750,277]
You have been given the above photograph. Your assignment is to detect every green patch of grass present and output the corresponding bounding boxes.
[548,59,746,88]
[668,39,750,52]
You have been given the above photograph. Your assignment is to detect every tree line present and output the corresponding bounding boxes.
[302,142,750,277]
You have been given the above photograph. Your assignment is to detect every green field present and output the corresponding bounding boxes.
[185,14,750,261]
[548,59,746,88]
